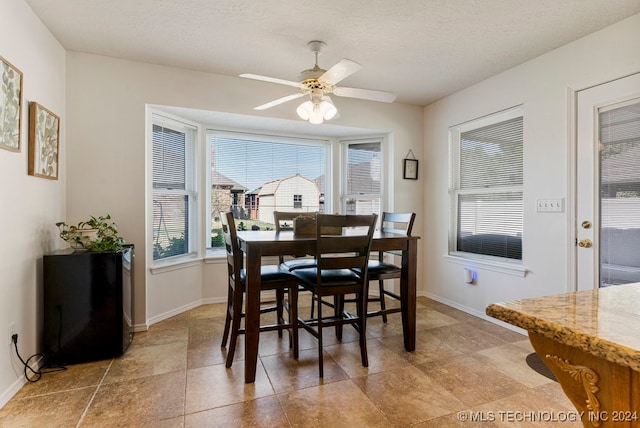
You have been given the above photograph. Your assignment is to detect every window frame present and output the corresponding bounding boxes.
[340,138,385,220]
[448,106,525,268]
[205,129,333,255]
[148,111,200,269]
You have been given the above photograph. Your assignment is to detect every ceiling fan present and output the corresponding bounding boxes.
[240,40,397,124]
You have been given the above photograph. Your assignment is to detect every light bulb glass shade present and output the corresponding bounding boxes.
[309,104,324,124]
[296,97,338,124]
[319,99,337,120]
[296,101,313,120]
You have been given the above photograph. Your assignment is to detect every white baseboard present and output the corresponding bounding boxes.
[145,296,227,327]
[422,291,526,335]
[0,376,25,409]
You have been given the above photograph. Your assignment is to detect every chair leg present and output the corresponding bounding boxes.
[220,283,233,347]
[335,295,344,340]
[378,279,388,323]
[317,293,324,378]
[358,292,369,367]
[276,289,285,338]
[288,285,299,359]
[225,287,243,368]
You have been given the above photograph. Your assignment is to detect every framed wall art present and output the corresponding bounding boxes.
[0,55,23,152]
[28,102,60,180]
[403,150,419,180]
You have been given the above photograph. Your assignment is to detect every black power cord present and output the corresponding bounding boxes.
[11,334,67,382]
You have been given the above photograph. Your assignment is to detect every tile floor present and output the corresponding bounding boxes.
[0,296,583,427]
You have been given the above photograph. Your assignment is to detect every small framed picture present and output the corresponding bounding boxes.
[28,102,60,180]
[403,158,418,180]
[0,55,23,152]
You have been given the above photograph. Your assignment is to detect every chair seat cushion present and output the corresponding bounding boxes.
[240,265,294,283]
[281,258,317,271]
[292,267,362,287]
[353,260,401,275]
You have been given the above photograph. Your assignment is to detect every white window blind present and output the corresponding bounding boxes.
[152,118,196,261]
[450,108,523,260]
[208,132,328,248]
[599,100,640,286]
[343,141,382,216]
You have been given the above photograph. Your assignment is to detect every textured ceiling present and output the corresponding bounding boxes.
[24,0,640,106]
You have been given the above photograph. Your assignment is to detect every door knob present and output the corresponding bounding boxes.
[578,238,592,248]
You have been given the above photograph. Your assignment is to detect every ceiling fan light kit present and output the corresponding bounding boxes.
[240,40,396,124]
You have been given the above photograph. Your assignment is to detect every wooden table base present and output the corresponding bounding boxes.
[529,332,640,427]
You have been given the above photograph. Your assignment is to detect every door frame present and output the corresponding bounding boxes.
[568,72,640,292]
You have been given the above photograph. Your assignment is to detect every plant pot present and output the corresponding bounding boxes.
[68,229,99,250]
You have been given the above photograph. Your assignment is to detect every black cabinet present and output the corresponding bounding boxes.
[43,246,133,365]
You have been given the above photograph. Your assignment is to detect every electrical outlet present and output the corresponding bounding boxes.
[8,322,16,342]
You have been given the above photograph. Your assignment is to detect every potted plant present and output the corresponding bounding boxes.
[56,214,125,252]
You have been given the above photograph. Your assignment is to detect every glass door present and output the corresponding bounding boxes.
[576,73,640,290]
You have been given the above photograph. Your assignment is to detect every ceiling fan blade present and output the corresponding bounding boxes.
[254,93,305,110]
[319,58,362,85]
[240,73,301,88]
[333,86,397,103]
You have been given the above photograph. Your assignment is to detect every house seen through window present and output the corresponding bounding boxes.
[208,132,328,249]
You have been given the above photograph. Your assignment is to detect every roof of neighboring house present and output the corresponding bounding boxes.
[211,170,247,192]
[258,174,318,196]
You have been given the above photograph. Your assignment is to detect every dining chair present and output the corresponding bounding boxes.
[361,212,416,322]
[273,211,318,271]
[291,213,377,377]
[219,211,299,368]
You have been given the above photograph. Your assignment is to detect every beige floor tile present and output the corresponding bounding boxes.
[324,338,408,378]
[185,359,274,413]
[188,303,229,320]
[419,354,529,407]
[79,370,186,427]
[0,387,94,427]
[184,396,288,427]
[103,341,187,384]
[261,348,349,393]
[13,359,110,398]
[367,307,461,338]
[423,322,513,354]
[279,379,393,427]
[352,365,466,425]
[377,329,463,366]
[475,343,555,388]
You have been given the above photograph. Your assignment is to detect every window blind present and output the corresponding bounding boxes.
[152,122,195,260]
[599,100,640,285]
[344,141,382,216]
[452,112,523,260]
[208,133,327,247]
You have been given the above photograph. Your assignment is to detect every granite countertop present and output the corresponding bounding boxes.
[486,283,640,372]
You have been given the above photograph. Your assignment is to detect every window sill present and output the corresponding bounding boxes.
[150,255,201,275]
[444,253,528,277]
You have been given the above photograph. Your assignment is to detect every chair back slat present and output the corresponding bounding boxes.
[314,214,377,274]
[380,212,416,236]
[220,211,243,278]
[274,211,318,232]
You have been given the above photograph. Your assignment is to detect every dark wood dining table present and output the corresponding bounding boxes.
[236,229,419,383]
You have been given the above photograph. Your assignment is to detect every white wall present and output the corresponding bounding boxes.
[65,53,424,327]
[423,13,640,320]
[0,0,66,407]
